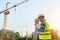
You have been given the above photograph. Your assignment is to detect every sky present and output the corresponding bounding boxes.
[0,0,60,35]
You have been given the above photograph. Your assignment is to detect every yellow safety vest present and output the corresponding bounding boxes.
[39,20,51,40]
[44,19,50,31]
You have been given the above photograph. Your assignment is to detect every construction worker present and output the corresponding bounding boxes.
[35,14,50,32]
[34,14,51,40]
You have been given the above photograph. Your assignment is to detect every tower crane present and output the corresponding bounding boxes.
[0,0,28,40]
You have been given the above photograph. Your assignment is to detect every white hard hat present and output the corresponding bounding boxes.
[38,14,44,17]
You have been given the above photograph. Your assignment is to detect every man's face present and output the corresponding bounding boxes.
[38,16,44,21]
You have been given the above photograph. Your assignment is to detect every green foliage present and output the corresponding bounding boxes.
[15,32,20,39]
[4,33,10,40]
[6,34,10,39]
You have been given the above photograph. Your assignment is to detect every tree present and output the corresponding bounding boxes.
[4,33,10,40]
[6,34,10,39]
[15,32,20,39]
[50,29,59,40]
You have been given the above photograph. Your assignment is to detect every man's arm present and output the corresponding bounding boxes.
[34,18,40,30]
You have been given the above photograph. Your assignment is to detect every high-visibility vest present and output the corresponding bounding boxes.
[38,20,51,40]
[44,19,50,31]
[39,31,52,39]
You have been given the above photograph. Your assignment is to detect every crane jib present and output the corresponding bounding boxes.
[0,0,28,14]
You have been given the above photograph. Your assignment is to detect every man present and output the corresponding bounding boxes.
[33,14,50,40]
[35,14,50,32]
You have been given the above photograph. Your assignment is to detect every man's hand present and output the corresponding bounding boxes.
[35,18,39,25]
